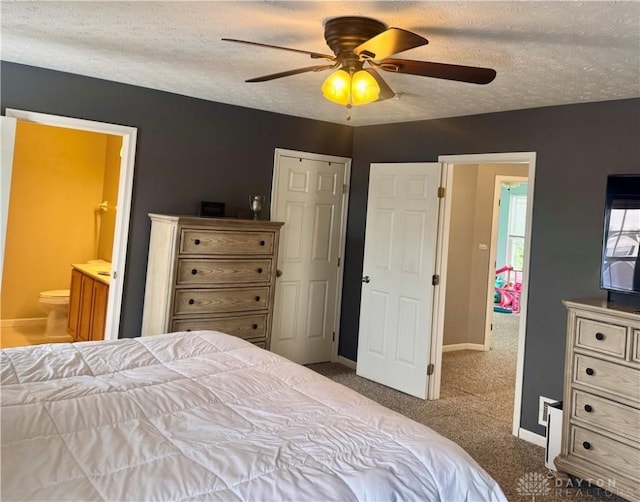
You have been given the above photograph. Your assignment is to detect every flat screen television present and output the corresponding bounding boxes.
[600,174,640,295]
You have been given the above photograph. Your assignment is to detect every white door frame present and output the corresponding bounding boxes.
[431,152,536,442]
[271,148,351,363]
[484,175,529,351]
[5,108,138,342]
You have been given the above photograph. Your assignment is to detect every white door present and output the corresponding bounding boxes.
[270,150,350,364]
[1,115,17,286]
[357,162,442,398]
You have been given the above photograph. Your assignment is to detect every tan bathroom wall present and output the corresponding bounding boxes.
[97,135,122,262]
[1,122,108,320]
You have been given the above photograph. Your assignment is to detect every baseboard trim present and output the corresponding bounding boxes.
[1,317,46,328]
[442,343,485,352]
[518,427,546,447]
[335,355,356,370]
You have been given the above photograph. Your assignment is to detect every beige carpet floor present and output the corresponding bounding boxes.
[308,313,626,502]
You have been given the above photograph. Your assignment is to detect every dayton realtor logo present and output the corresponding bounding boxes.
[516,471,617,500]
[516,472,552,500]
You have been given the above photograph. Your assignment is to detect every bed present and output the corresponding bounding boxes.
[1,330,506,501]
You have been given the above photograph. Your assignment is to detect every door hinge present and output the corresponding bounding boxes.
[332,331,336,342]
[432,274,440,286]
[337,257,340,267]
[427,363,434,376]
[437,186,445,198]
[342,183,348,194]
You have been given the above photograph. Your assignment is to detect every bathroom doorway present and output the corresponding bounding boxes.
[1,110,137,346]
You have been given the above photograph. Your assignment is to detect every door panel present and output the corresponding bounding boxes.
[0,116,17,285]
[357,162,441,399]
[271,153,349,364]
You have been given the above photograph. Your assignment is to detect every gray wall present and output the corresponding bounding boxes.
[2,61,639,437]
[0,62,353,341]
[342,99,640,435]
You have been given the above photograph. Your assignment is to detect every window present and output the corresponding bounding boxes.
[507,194,527,271]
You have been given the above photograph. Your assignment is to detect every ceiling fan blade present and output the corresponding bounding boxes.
[245,64,335,83]
[380,58,497,85]
[362,68,395,102]
[222,38,335,61]
[354,28,428,60]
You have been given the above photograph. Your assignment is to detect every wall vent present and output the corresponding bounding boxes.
[538,396,556,427]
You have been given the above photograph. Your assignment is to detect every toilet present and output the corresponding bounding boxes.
[38,290,70,337]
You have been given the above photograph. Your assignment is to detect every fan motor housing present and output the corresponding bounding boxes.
[324,16,387,60]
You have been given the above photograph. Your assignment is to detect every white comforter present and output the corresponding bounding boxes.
[1,331,506,501]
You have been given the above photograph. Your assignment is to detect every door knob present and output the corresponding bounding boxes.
[362,276,370,283]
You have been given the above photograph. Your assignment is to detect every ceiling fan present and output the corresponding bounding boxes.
[223,16,496,112]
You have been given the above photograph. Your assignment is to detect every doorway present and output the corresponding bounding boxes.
[1,109,137,343]
[433,152,536,442]
[484,175,528,349]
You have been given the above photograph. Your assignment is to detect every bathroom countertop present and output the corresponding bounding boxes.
[72,262,111,285]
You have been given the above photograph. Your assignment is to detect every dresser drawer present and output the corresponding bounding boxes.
[180,230,274,255]
[172,314,267,340]
[569,425,640,480]
[634,329,640,364]
[574,354,640,404]
[174,287,269,315]
[573,390,640,441]
[177,259,272,285]
[576,317,628,359]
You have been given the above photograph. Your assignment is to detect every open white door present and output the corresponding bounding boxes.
[357,162,442,399]
[270,149,350,364]
[1,115,18,286]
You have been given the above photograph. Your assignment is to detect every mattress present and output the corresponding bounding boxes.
[1,331,506,501]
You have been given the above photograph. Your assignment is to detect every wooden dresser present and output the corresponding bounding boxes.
[556,298,640,502]
[141,214,283,349]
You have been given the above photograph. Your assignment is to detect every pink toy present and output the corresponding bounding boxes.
[494,266,522,313]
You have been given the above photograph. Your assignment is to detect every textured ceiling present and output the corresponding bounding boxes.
[1,1,639,126]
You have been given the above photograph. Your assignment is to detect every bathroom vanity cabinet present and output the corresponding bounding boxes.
[141,214,283,349]
[67,267,109,342]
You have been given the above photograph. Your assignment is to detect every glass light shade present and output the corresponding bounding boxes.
[350,70,380,105]
[321,69,381,106]
[321,69,351,105]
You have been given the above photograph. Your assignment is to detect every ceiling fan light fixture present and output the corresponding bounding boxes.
[321,69,380,106]
[351,70,380,105]
[321,69,351,105]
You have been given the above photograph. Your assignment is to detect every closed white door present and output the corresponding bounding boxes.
[357,162,442,398]
[270,150,350,364]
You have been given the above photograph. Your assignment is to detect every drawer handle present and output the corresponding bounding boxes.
[584,404,593,413]
[585,367,594,376]
[252,324,258,329]
[595,332,605,341]
[583,441,591,450]
[186,329,192,332]
[259,240,265,246]
[188,299,195,305]
[194,239,201,245]
[257,268,263,274]
[255,296,261,302]
[191,269,198,275]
